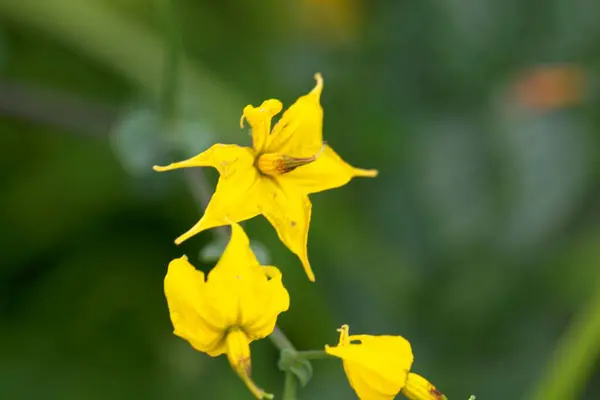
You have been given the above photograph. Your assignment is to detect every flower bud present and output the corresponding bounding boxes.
[403,372,447,400]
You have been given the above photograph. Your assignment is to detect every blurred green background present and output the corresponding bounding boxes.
[1,0,600,399]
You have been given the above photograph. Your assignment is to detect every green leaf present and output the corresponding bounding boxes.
[277,349,313,388]
[111,107,162,177]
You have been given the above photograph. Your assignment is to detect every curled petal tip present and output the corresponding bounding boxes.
[153,165,167,172]
[313,73,324,93]
[240,114,246,129]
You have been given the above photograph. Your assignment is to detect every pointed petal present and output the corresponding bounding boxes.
[266,73,324,158]
[173,152,262,244]
[279,144,378,194]
[259,179,315,281]
[164,256,226,354]
[241,99,283,153]
[153,144,252,175]
[211,222,260,276]
[206,224,290,335]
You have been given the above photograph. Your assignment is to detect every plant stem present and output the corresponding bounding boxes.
[529,286,600,400]
[158,0,181,121]
[282,372,298,400]
[269,326,297,352]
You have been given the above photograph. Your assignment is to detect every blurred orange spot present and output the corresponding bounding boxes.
[300,0,361,43]
[513,65,586,110]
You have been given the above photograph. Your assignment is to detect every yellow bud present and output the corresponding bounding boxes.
[226,327,252,376]
[225,327,272,399]
[402,373,447,400]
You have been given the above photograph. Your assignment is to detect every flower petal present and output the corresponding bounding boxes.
[266,73,324,158]
[153,143,252,175]
[326,334,413,383]
[258,179,315,281]
[164,256,226,354]
[206,224,290,334]
[241,99,283,153]
[278,145,378,194]
[171,148,262,244]
[239,265,290,339]
[204,223,259,328]
[325,326,413,400]
[342,359,401,400]
[212,222,260,274]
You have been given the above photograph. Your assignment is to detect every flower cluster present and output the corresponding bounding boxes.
[156,74,446,399]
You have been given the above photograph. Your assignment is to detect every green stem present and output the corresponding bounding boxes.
[158,0,181,121]
[282,371,298,400]
[269,326,297,351]
[529,286,600,400]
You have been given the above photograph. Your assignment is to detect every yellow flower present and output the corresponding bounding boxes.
[154,73,377,282]
[164,222,289,399]
[325,325,446,400]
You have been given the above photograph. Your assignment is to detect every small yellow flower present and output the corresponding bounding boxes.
[164,222,289,399]
[325,325,446,400]
[154,73,377,282]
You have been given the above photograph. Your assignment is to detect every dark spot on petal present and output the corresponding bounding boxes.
[430,387,443,399]
[240,357,252,376]
[290,221,296,227]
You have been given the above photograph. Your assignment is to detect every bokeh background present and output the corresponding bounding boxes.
[1,0,600,399]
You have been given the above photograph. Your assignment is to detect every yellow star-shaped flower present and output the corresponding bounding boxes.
[325,325,446,400]
[164,222,289,399]
[154,73,377,281]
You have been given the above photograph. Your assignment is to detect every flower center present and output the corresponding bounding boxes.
[255,144,326,176]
